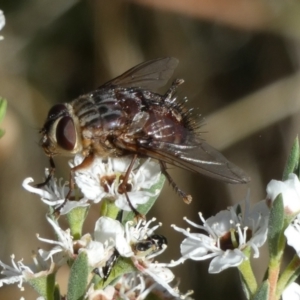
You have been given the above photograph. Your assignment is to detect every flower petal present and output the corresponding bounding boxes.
[282,282,300,300]
[209,249,246,273]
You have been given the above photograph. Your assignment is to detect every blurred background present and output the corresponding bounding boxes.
[1,0,300,298]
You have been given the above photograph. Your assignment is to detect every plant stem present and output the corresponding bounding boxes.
[238,248,258,298]
[268,226,287,300]
[268,257,281,300]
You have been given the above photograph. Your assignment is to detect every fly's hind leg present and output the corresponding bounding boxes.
[164,78,185,102]
[159,160,192,204]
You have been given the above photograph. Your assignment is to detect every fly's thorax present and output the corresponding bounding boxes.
[69,91,134,157]
[72,91,130,133]
[40,103,83,156]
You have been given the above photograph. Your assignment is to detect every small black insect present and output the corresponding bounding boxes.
[133,234,168,257]
[93,249,119,281]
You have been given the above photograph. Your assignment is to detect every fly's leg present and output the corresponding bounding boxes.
[54,154,95,216]
[118,154,143,218]
[53,171,75,216]
[36,157,55,188]
[164,78,184,102]
[159,160,192,204]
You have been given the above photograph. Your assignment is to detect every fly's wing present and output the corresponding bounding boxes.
[102,57,179,90]
[138,138,250,184]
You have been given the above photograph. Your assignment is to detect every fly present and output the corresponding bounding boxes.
[39,57,250,214]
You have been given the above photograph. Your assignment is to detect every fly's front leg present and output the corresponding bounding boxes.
[159,160,192,204]
[36,157,55,188]
[54,154,94,215]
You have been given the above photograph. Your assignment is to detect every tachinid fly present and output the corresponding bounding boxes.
[40,57,250,210]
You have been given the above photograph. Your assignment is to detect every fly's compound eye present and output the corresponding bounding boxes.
[56,116,76,150]
[48,104,68,119]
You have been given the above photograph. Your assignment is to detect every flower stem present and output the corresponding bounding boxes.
[100,198,121,219]
[268,227,287,300]
[276,254,300,298]
[238,248,257,298]
[268,257,281,300]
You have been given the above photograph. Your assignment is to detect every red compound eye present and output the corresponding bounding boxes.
[48,104,67,119]
[56,116,76,150]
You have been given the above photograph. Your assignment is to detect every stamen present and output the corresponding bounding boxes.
[230,228,238,248]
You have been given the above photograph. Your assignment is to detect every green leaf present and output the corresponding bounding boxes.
[53,284,61,300]
[253,280,269,300]
[27,273,56,300]
[67,252,89,300]
[122,174,165,223]
[95,257,136,289]
[0,98,7,122]
[268,193,284,258]
[239,272,251,300]
[283,136,300,180]
[0,98,7,138]
[67,206,89,240]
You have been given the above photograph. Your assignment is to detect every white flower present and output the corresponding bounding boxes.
[94,217,166,260]
[0,10,5,40]
[71,154,161,211]
[116,273,156,300]
[266,173,300,215]
[116,272,194,300]
[85,216,182,298]
[86,284,116,300]
[122,219,188,298]
[282,282,300,300]
[284,214,300,257]
[37,215,167,279]
[36,215,75,265]
[93,216,132,258]
[80,216,131,269]
[38,215,115,269]
[0,252,54,290]
[22,170,89,214]
[92,217,185,298]
[172,193,269,273]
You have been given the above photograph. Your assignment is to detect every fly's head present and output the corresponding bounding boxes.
[40,103,82,157]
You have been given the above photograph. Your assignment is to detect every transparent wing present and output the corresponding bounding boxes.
[138,139,250,184]
[102,57,179,90]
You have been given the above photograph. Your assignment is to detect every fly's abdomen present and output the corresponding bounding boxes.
[141,101,193,146]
